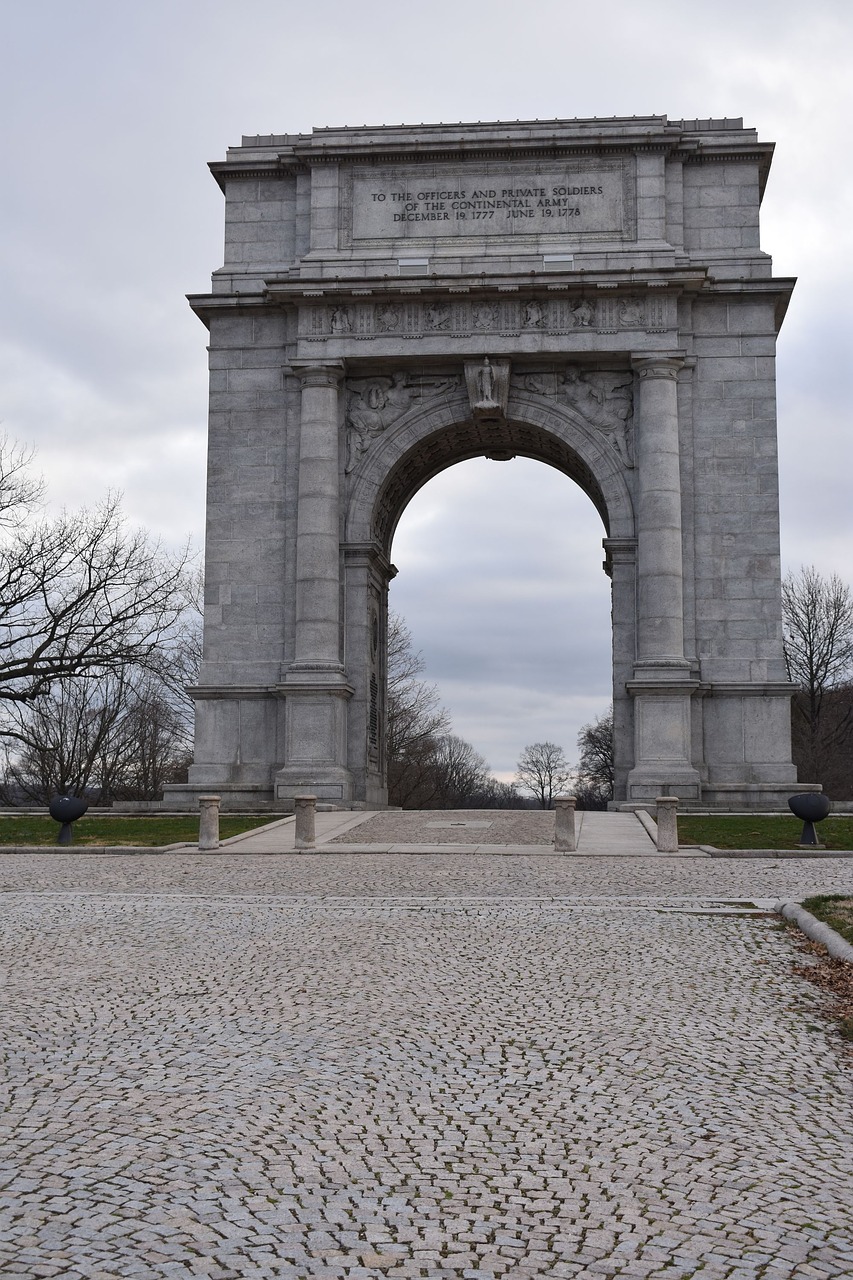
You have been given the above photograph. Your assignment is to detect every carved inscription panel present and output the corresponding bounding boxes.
[347,162,633,242]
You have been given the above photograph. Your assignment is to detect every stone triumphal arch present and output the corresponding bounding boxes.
[165,116,805,811]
